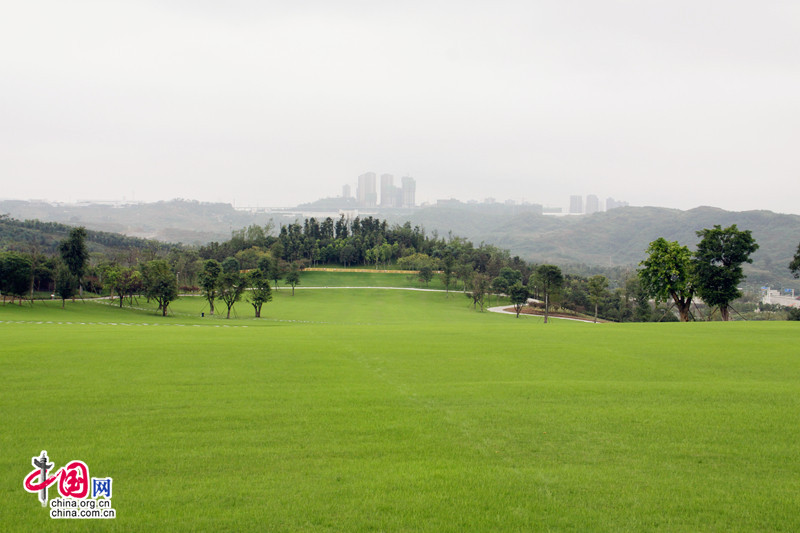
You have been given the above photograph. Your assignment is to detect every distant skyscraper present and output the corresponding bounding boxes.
[342,184,351,198]
[401,176,416,208]
[569,195,583,214]
[357,172,377,207]
[606,197,629,210]
[585,194,600,214]
[380,174,396,207]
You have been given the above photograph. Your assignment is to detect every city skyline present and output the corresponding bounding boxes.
[1,2,798,215]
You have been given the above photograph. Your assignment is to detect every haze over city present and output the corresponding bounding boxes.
[1,2,798,214]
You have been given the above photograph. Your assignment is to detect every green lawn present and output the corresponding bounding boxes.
[290,269,452,290]
[2,286,799,531]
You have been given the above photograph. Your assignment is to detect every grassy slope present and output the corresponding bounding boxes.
[293,270,451,290]
[2,286,799,531]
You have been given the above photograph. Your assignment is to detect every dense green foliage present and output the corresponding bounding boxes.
[639,238,696,322]
[531,264,564,323]
[246,268,272,317]
[141,260,178,316]
[1,210,791,322]
[0,252,32,302]
[693,225,759,320]
[0,214,171,256]
[4,201,800,287]
[58,227,89,289]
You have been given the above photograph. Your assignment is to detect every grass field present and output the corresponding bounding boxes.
[2,277,799,531]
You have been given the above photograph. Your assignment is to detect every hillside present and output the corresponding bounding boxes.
[2,200,798,287]
[0,199,289,244]
[393,205,800,288]
[0,216,172,256]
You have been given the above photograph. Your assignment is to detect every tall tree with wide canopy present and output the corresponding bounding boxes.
[693,224,758,321]
[639,238,695,322]
[531,265,563,324]
[58,227,88,296]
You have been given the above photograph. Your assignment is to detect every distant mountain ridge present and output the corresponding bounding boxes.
[2,200,798,287]
[390,205,800,287]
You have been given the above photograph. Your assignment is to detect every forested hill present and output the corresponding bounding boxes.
[0,199,279,244]
[2,200,799,286]
[388,205,800,287]
[0,216,172,256]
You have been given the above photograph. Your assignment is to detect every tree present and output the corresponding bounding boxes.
[418,265,433,287]
[55,263,78,308]
[141,260,178,316]
[790,242,800,278]
[441,254,455,293]
[626,276,652,322]
[0,252,32,305]
[456,262,474,292]
[108,266,140,308]
[497,267,522,289]
[693,225,759,321]
[531,265,563,324]
[58,227,89,296]
[491,276,510,296]
[269,258,288,290]
[285,263,301,296]
[587,275,609,323]
[198,259,221,315]
[247,268,272,318]
[106,266,124,307]
[508,282,529,318]
[639,238,695,322]
[469,272,490,311]
[218,257,246,318]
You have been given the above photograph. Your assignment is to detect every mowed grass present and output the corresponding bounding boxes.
[1,287,800,532]
[289,269,451,290]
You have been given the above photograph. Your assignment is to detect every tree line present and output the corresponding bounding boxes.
[2,216,799,321]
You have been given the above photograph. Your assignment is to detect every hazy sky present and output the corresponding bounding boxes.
[2,1,799,213]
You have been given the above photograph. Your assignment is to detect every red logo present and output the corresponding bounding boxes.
[24,451,90,502]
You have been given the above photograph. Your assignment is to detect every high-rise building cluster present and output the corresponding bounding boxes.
[569,194,628,214]
[343,173,416,208]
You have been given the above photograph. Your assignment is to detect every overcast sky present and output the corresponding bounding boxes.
[2,1,798,213]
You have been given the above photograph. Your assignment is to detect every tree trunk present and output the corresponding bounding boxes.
[162,304,168,317]
[594,303,598,323]
[226,306,232,319]
[720,306,730,321]
[544,293,549,324]
[677,302,691,322]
